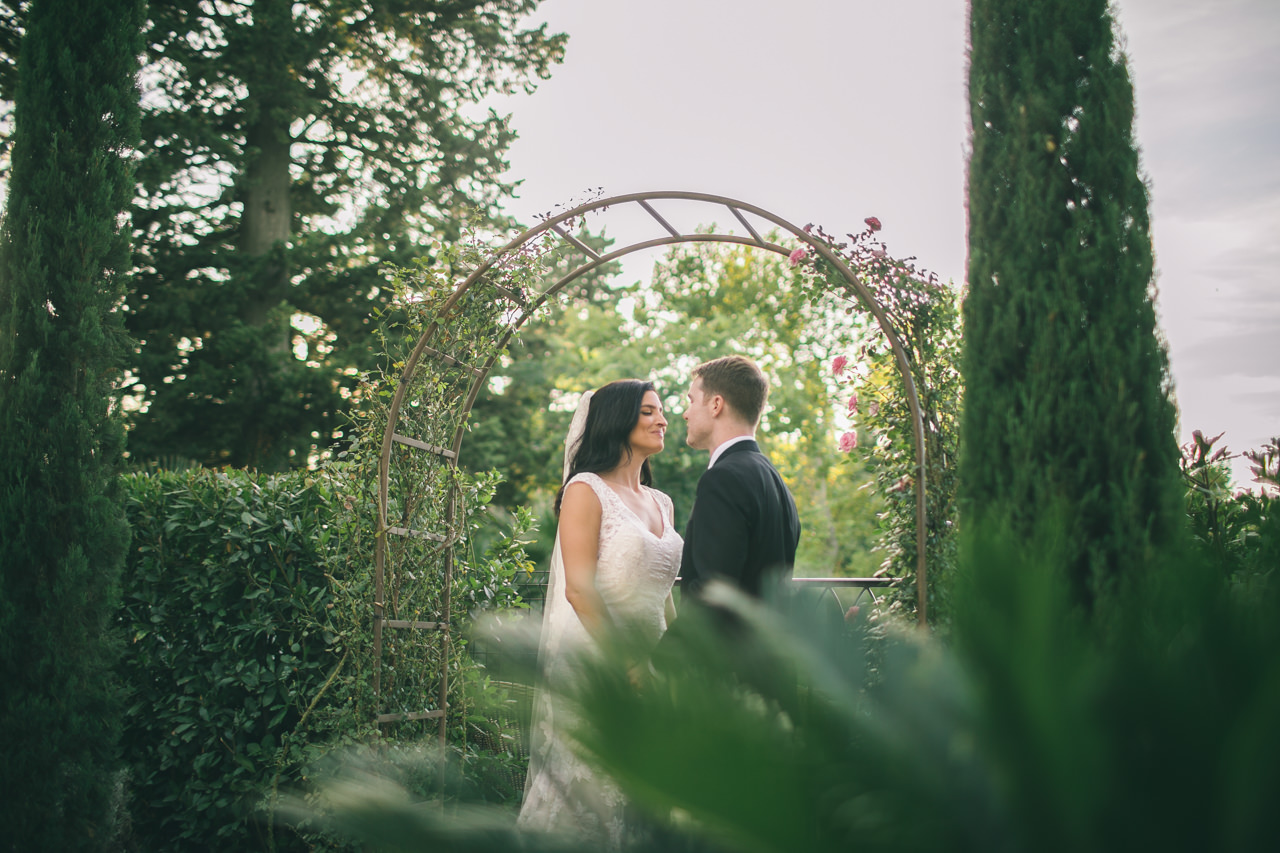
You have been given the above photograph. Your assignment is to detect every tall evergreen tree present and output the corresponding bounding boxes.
[962,0,1182,601]
[0,0,144,846]
[125,0,565,469]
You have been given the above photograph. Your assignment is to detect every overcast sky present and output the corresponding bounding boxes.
[488,0,1278,488]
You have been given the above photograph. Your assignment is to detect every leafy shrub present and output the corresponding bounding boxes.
[117,452,536,850]
[119,467,357,851]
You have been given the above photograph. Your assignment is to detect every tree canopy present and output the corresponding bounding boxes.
[122,0,565,469]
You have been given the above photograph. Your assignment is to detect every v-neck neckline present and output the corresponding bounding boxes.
[593,475,666,539]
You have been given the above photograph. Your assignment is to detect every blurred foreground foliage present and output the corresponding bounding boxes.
[292,520,1280,853]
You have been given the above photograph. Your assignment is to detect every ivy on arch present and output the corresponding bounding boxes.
[368,191,948,739]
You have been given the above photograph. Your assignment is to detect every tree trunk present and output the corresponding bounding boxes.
[240,0,293,334]
[240,113,292,328]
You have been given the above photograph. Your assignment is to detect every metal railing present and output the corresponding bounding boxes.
[790,576,897,613]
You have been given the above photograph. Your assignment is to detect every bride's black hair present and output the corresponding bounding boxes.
[555,379,657,516]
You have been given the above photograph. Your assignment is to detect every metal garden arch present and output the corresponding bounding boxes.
[372,191,930,737]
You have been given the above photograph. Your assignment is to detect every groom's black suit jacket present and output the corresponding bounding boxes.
[680,439,801,601]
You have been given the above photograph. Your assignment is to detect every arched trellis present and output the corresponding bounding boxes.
[373,191,930,739]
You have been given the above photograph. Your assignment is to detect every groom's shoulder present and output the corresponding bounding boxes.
[717,439,763,462]
[704,445,774,486]
[721,442,776,470]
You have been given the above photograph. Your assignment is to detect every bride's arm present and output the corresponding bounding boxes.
[559,482,613,641]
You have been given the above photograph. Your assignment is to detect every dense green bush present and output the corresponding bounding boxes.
[117,458,534,850]
[119,468,357,850]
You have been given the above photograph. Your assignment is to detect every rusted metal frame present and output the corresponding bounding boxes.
[421,343,484,377]
[383,619,444,630]
[802,583,842,615]
[387,525,447,543]
[437,486,455,745]
[375,280,524,731]
[377,191,934,734]
[377,322,472,727]
[430,305,536,743]
[490,281,523,303]
[790,577,896,587]
[637,199,681,237]
[375,320,443,700]
[427,531,464,556]
[810,264,928,625]
[450,236,791,334]
[532,234,791,303]
[431,335,519,743]
[548,223,602,261]
[376,709,445,725]
[440,192,796,317]
[729,205,767,247]
[391,432,457,459]
[794,580,888,612]
[376,290,525,736]
[453,197,930,623]
[507,207,929,625]
[850,586,882,607]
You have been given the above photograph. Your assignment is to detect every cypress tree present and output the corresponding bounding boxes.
[0,0,144,847]
[962,0,1182,601]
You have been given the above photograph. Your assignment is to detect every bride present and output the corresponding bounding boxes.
[517,379,683,847]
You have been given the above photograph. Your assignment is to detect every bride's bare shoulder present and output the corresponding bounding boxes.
[561,478,603,512]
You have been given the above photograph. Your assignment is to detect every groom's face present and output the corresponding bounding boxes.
[684,377,715,451]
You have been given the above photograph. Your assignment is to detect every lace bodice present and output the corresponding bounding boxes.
[574,472,682,636]
[517,472,682,847]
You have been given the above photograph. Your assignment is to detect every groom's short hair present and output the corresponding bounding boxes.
[693,355,768,427]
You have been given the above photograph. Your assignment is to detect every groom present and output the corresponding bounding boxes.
[678,355,801,605]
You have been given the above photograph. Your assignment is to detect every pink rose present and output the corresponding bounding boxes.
[831,355,848,376]
[865,216,882,232]
[838,431,858,453]
[847,393,858,414]
[844,605,860,621]
[788,247,808,266]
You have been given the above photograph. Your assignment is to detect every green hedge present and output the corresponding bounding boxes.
[119,468,358,850]
[117,461,535,850]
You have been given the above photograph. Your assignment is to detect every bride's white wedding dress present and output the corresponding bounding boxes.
[517,471,683,847]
